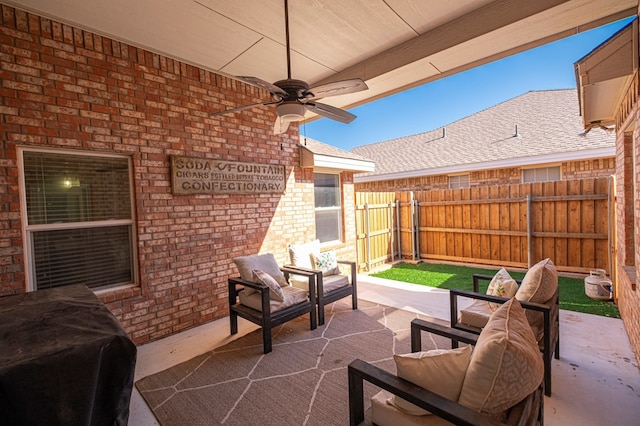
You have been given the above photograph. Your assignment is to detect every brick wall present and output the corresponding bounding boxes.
[0,6,357,344]
[617,269,639,358]
[470,167,522,186]
[614,87,640,365]
[561,158,616,179]
[356,174,448,192]
[355,159,615,192]
[617,133,636,266]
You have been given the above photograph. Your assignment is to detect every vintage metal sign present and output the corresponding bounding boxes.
[171,156,286,195]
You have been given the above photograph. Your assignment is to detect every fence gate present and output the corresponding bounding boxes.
[355,192,398,272]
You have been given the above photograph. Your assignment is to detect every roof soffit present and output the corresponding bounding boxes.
[575,19,639,127]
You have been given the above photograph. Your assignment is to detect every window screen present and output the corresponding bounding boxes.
[449,174,470,189]
[522,166,561,183]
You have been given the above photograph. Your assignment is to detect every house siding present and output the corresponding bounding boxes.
[0,6,357,344]
[355,159,615,192]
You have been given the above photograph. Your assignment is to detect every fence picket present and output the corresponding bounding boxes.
[355,177,610,273]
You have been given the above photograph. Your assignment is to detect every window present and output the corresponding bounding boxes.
[314,173,342,243]
[449,174,469,189]
[20,149,136,291]
[522,166,561,183]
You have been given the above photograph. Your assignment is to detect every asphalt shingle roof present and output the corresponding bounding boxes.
[299,136,373,162]
[351,89,614,178]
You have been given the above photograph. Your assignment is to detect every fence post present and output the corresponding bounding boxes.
[365,202,371,272]
[608,175,615,292]
[410,194,415,261]
[526,194,532,268]
[414,199,420,261]
[389,202,395,262]
[396,200,401,261]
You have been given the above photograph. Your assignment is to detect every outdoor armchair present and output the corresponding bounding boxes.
[450,258,560,396]
[228,253,317,354]
[287,240,357,325]
[348,299,545,426]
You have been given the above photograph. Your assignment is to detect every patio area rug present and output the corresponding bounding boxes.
[135,299,450,425]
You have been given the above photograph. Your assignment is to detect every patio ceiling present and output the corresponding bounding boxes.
[6,0,638,121]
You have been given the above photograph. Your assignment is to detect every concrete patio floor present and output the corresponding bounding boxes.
[129,274,640,425]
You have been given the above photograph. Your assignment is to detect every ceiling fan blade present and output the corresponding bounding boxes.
[307,78,368,99]
[210,101,279,117]
[237,76,287,97]
[273,116,291,135]
[305,102,356,124]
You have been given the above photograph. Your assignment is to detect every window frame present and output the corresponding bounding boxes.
[448,174,470,189]
[313,172,343,245]
[522,165,561,183]
[18,147,138,292]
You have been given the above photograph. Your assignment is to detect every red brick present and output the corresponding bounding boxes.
[0,5,358,347]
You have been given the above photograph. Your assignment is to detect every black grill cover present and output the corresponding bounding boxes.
[0,284,137,425]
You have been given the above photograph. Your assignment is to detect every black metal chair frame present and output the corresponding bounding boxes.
[348,319,545,426]
[288,260,357,325]
[450,274,560,396]
[228,267,316,354]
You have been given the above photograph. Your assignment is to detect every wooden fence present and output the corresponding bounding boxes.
[355,177,613,274]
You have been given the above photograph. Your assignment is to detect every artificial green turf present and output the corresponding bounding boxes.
[371,262,620,318]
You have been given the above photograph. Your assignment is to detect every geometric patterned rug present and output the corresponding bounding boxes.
[135,299,449,425]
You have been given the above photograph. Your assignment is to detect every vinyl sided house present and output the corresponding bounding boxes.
[352,89,616,192]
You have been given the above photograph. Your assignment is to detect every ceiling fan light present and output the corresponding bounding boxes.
[276,102,305,121]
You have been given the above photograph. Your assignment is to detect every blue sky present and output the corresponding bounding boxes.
[301,18,633,151]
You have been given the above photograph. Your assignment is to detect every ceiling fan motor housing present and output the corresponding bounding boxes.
[273,79,310,121]
[274,79,311,99]
[275,101,306,121]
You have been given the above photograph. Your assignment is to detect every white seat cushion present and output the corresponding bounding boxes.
[459,268,518,329]
[371,390,454,426]
[458,299,492,329]
[321,274,349,293]
[238,285,308,312]
[290,273,349,294]
[289,274,312,290]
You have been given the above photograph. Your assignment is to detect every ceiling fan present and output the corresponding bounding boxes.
[210,0,368,134]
